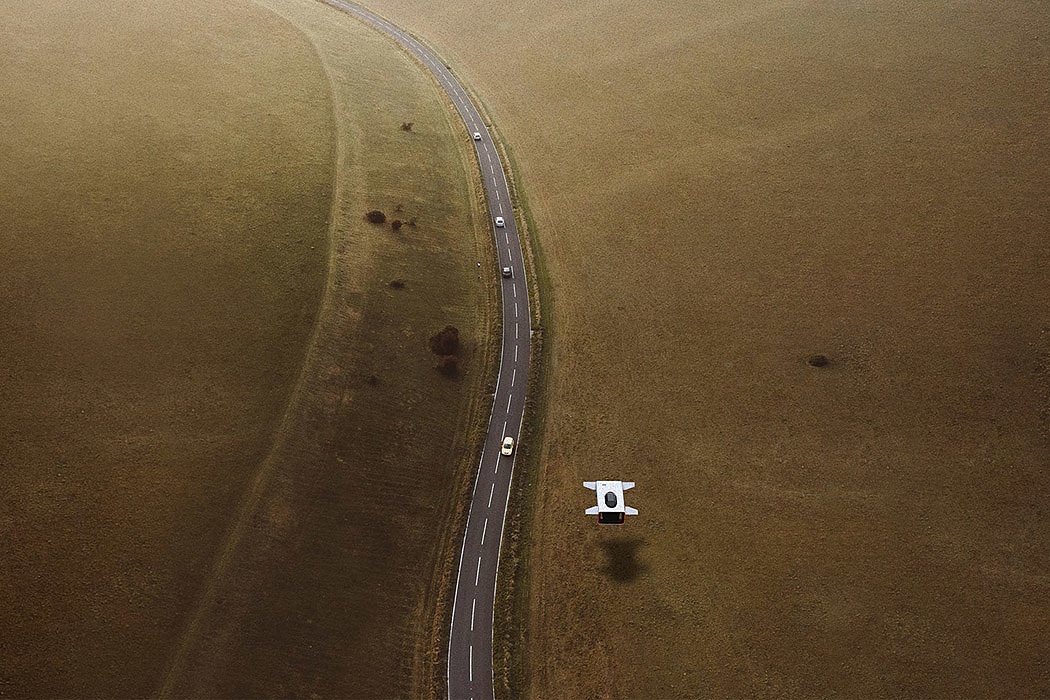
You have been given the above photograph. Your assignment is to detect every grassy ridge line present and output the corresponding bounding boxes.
[370,21,556,700]
[335,10,554,697]
[156,4,341,694]
[308,4,504,696]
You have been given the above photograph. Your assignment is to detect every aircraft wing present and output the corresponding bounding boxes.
[585,506,599,515]
[583,481,596,490]
[625,506,638,515]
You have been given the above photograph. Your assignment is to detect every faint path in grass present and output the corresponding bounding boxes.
[156,4,342,694]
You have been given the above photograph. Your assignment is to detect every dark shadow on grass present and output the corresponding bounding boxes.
[598,537,647,583]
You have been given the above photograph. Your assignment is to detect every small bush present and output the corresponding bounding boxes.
[391,219,403,232]
[365,210,386,224]
[400,122,413,131]
[428,325,460,356]
[389,279,406,289]
[807,354,830,368]
[436,355,459,377]
[367,374,379,385]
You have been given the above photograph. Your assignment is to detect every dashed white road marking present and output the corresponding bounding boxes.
[481,519,488,545]
[512,283,517,298]
[515,324,519,339]
[514,345,518,362]
[504,231,510,245]
[488,483,495,507]
[498,202,504,214]
[514,301,518,317]
[511,369,516,387]
[475,556,483,585]
[506,394,512,412]
[469,646,473,682]
[470,598,476,630]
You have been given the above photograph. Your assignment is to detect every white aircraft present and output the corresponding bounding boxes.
[583,481,638,524]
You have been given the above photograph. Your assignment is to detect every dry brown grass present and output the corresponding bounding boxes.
[0,1,332,695]
[1,0,495,696]
[358,0,1050,696]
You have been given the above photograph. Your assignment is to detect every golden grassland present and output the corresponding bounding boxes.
[1,0,495,696]
[360,0,1050,696]
[0,1,332,695]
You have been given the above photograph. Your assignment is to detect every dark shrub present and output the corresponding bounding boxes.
[391,219,403,232]
[400,122,413,131]
[365,210,386,224]
[436,355,459,377]
[428,325,460,356]
[807,354,830,368]
[389,279,405,289]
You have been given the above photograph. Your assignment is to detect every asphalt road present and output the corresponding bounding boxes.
[319,3,530,698]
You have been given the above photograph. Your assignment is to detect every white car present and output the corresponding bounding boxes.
[501,436,515,456]
[473,132,482,141]
[495,216,505,227]
[502,266,512,278]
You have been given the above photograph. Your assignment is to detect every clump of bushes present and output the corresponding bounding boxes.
[428,325,459,356]
[365,210,386,224]
[807,354,830,368]
[436,355,459,377]
[429,325,461,377]
[391,219,403,232]
[400,122,414,131]
[389,279,406,289]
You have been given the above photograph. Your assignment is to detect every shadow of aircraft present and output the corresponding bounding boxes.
[598,537,647,583]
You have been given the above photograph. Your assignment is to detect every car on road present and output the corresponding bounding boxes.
[473,132,482,141]
[501,436,515,456]
[494,216,505,227]
[502,266,512,278]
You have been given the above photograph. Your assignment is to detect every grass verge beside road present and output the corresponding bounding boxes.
[160,1,500,696]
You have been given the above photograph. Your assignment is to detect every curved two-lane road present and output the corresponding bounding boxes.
[319,3,531,698]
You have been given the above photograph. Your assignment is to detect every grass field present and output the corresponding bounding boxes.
[0,1,332,695]
[359,0,1050,696]
[1,0,494,696]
